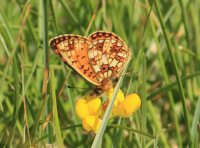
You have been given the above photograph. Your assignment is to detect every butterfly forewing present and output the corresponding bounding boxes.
[88,32,131,83]
[50,35,100,86]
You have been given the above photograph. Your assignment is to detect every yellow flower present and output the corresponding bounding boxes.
[113,93,141,117]
[75,95,102,119]
[82,115,101,133]
[75,95,102,133]
[105,88,141,117]
[75,88,141,133]
[75,98,90,119]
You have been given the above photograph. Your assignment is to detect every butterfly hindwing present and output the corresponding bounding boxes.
[88,31,131,83]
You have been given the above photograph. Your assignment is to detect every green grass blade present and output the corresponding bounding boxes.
[147,71,200,100]
[50,68,64,147]
[154,0,192,144]
[49,0,59,35]
[147,101,169,147]
[178,0,191,48]
[141,54,147,147]
[149,7,182,146]
[191,97,200,139]
[7,57,21,146]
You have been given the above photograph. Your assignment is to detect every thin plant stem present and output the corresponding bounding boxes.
[154,0,192,144]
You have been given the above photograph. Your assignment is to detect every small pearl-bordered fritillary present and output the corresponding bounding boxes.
[49,31,131,95]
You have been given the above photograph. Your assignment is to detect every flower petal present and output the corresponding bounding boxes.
[105,88,124,106]
[75,98,90,119]
[112,93,141,117]
[122,93,141,114]
[82,115,101,133]
[87,97,102,116]
[76,95,102,119]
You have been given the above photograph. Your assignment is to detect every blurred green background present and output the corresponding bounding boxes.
[0,0,199,147]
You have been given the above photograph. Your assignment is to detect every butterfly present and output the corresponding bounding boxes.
[49,31,131,95]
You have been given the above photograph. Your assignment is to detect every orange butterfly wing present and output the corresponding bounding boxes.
[49,35,100,86]
[88,31,131,90]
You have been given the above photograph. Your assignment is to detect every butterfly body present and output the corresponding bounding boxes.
[50,31,131,94]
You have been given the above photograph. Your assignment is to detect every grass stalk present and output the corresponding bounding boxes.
[149,13,182,147]
[178,0,191,49]
[147,101,169,147]
[154,0,192,144]
[49,0,59,35]
[141,54,147,147]
[41,0,51,143]
[7,57,20,146]
[147,71,200,100]
[50,68,64,147]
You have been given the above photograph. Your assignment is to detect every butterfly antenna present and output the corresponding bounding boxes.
[67,85,92,90]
